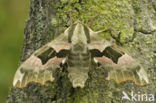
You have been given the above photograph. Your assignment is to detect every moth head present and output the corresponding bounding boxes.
[68,21,90,44]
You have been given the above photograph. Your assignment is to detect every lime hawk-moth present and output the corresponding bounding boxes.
[13,21,149,88]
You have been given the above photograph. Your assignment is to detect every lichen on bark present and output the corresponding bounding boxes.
[7,0,156,103]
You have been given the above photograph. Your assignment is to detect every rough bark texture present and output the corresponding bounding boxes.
[7,0,156,103]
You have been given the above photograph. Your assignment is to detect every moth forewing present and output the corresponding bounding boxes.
[48,33,70,53]
[88,30,112,52]
[13,32,70,88]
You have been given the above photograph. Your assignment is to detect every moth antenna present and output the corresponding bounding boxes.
[88,14,100,27]
[69,10,73,25]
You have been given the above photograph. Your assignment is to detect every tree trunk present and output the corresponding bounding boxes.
[7,0,156,103]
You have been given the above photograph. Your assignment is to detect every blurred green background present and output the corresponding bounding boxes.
[0,0,28,102]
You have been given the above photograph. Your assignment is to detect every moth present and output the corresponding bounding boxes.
[13,20,149,88]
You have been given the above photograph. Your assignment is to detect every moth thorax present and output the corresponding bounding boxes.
[72,42,87,53]
[71,23,87,45]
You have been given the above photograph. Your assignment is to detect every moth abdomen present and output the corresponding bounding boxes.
[67,51,90,88]
[67,53,90,67]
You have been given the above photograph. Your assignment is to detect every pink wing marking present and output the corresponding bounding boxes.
[24,55,43,68]
[95,54,134,67]
[45,57,64,68]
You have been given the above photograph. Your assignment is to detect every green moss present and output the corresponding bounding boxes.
[55,0,136,44]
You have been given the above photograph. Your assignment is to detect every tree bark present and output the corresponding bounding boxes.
[7,0,156,103]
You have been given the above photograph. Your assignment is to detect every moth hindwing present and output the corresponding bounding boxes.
[13,21,149,88]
